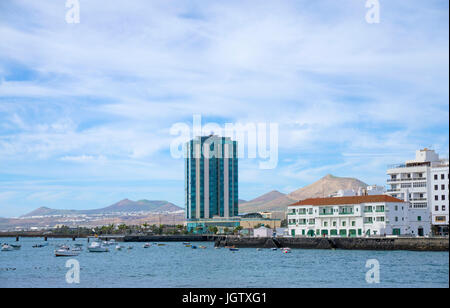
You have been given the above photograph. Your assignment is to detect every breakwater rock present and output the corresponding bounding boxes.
[214,236,449,251]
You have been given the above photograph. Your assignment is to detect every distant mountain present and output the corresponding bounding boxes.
[83,199,181,214]
[288,174,367,201]
[21,199,183,218]
[239,174,368,213]
[22,207,78,217]
[239,190,290,213]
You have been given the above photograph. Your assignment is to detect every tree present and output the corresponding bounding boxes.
[233,226,243,234]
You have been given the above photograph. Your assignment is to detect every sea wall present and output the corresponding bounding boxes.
[122,235,214,242]
[214,236,449,251]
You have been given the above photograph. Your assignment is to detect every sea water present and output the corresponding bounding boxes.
[0,237,448,288]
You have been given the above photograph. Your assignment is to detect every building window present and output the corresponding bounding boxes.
[435,205,439,211]
[442,195,446,201]
[442,185,445,190]
[435,185,438,190]
[332,221,337,227]
[435,196,439,201]
[351,221,356,226]
[434,174,438,180]
[342,221,346,227]
[395,217,398,222]
[418,216,422,221]
[441,174,445,180]
[443,205,446,211]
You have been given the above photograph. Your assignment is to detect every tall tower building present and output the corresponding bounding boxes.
[386,149,449,236]
[185,135,238,221]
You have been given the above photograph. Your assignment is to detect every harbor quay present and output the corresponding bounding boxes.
[215,236,449,251]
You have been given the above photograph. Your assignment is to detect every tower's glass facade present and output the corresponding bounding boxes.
[185,135,238,220]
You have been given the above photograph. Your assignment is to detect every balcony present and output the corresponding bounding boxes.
[387,177,426,183]
[319,212,333,216]
[339,211,354,215]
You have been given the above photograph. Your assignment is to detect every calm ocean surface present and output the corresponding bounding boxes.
[0,237,448,288]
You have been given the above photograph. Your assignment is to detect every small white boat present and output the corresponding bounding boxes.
[115,245,123,251]
[72,246,83,252]
[127,246,133,250]
[143,243,151,248]
[88,242,109,252]
[55,249,80,257]
[282,247,292,253]
[103,239,117,246]
[1,244,14,251]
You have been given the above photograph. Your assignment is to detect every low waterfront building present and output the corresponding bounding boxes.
[287,195,413,237]
[253,226,273,238]
[186,213,281,234]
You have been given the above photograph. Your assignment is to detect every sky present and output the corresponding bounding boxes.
[0,0,448,217]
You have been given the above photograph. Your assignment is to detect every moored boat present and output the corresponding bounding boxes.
[88,242,109,252]
[1,244,14,251]
[11,244,21,250]
[143,243,151,248]
[55,249,80,257]
[229,248,239,252]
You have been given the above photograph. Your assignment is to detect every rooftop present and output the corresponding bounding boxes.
[288,195,404,207]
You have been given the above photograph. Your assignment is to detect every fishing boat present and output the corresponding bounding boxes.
[1,244,14,251]
[157,243,166,246]
[199,246,207,249]
[115,245,123,251]
[88,242,109,252]
[283,249,291,254]
[55,249,80,257]
[184,244,192,247]
[229,248,239,252]
[191,245,197,249]
[271,247,278,251]
[127,246,133,250]
[11,244,21,250]
[143,243,151,248]
[74,243,83,247]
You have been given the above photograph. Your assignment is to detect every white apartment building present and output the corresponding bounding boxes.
[387,149,449,236]
[287,195,411,237]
